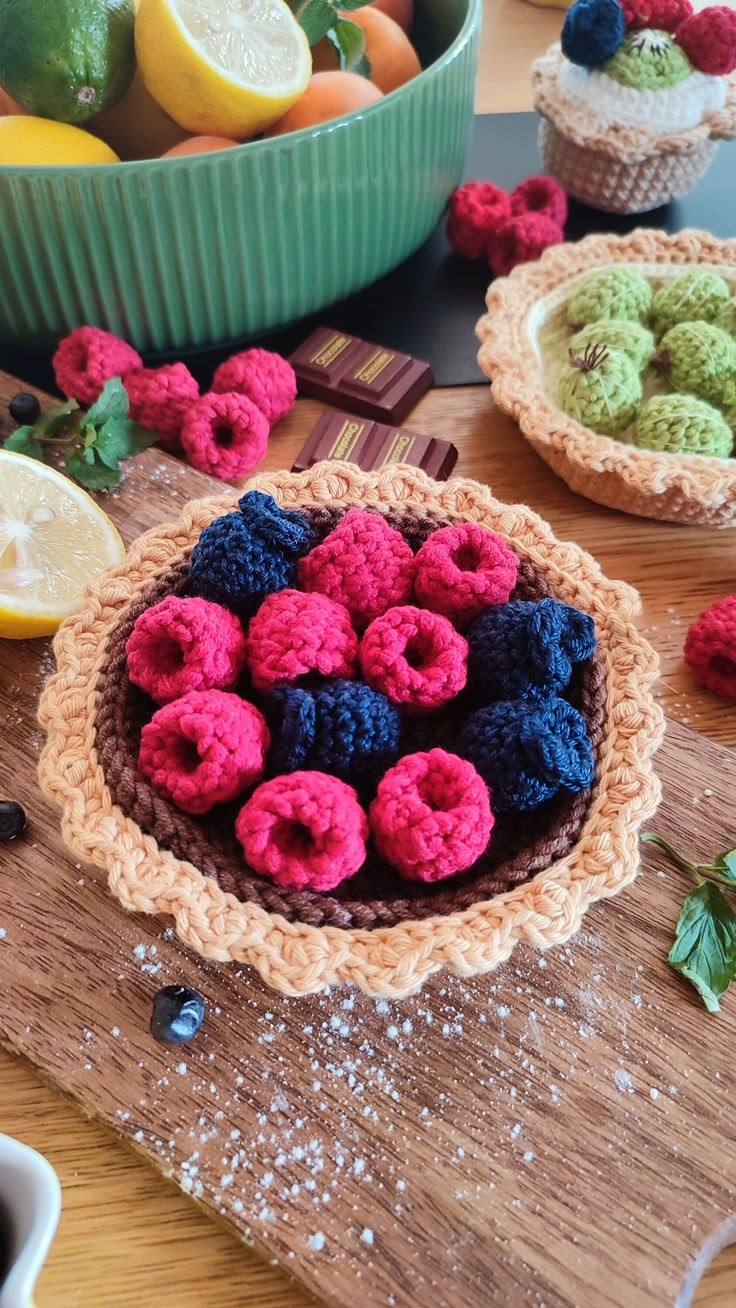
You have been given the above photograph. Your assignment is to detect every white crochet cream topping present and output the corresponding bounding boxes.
[557,60,726,133]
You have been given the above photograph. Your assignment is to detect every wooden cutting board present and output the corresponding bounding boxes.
[1,375,735,1308]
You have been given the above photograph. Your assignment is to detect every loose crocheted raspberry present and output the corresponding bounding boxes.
[561,0,626,67]
[369,749,493,883]
[53,327,142,408]
[466,598,596,702]
[509,176,568,228]
[127,595,248,705]
[211,348,297,425]
[459,698,595,812]
[236,771,368,891]
[245,589,358,691]
[446,182,512,260]
[297,508,415,629]
[676,8,736,76]
[139,690,269,815]
[180,391,269,481]
[413,523,519,627]
[359,605,468,711]
[487,212,564,278]
[684,595,736,697]
[123,362,200,452]
[621,0,692,30]
[190,490,314,618]
[265,680,401,785]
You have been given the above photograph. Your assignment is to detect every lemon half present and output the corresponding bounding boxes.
[0,450,125,638]
[135,0,312,137]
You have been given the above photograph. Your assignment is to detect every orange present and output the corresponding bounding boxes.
[311,8,420,94]
[88,70,188,160]
[265,71,383,137]
[370,0,413,34]
[162,134,239,156]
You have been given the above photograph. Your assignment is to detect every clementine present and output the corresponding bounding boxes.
[370,0,413,34]
[311,8,420,94]
[265,71,383,136]
[162,135,239,156]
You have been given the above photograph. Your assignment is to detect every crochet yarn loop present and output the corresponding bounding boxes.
[466,598,596,702]
[459,697,595,812]
[265,679,401,786]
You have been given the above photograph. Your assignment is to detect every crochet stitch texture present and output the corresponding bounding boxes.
[369,748,494,883]
[466,598,596,702]
[510,175,568,226]
[488,212,564,279]
[413,522,519,626]
[298,508,415,628]
[360,605,468,710]
[53,326,142,408]
[235,770,368,891]
[138,689,269,815]
[634,394,733,457]
[212,347,297,425]
[181,391,269,481]
[684,595,736,696]
[265,680,401,784]
[561,0,626,69]
[460,697,596,811]
[190,490,315,617]
[447,182,512,260]
[122,362,200,452]
[245,588,358,691]
[126,595,247,704]
[620,0,692,32]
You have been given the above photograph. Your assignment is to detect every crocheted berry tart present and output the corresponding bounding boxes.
[38,465,663,998]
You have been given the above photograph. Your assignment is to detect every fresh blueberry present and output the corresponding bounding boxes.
[8,392,41,426]
[150,985,205,1044]
[0,800,26,842]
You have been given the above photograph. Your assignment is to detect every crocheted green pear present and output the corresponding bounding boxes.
[570,320,655,372]
[655,321,736,404]
[567,267,653,328]
[557,343,642,435]
[635,394,733,458]
[652,270,732,336]
[604,30,691,90]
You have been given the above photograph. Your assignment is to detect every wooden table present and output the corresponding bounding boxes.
[2,3,735,1304]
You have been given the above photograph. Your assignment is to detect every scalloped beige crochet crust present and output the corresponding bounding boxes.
[534,45,736,213]
[477,229,736,528]
[38,463,664,999]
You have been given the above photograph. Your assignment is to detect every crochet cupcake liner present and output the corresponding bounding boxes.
[533,45,736,214]
[38,464,664,998]
[476,229,736,528]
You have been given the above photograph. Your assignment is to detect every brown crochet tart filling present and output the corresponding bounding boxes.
[94,502,607,931]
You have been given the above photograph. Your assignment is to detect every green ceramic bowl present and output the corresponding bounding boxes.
[0,0,480,352]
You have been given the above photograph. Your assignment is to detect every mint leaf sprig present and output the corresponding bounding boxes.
[290,0,373,75]
[3,378,157,492]
[642,832,736,1013]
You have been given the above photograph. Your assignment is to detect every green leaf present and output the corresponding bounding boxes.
[328,18,370,74]
[65,446,122,491]
[668,882,736,1012]
[38,397,79,438]
[92,417,157,471]
[84,376,129,430]
[82,424,98,449]
[334,0,374,11]
[712,850,736,882]
[4,426,45,462]
[297,0,336,45]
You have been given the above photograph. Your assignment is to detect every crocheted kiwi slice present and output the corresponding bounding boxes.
[94,503,606,932]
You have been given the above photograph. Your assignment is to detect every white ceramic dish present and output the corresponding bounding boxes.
[0,1135,61,1308]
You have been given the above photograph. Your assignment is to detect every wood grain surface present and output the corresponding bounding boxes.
[2,2,736,1304]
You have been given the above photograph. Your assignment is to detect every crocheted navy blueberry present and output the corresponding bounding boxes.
[459,697,595,811]
[265,679,401,787]
[466,598,596,703]
[561,0,625,68]
[189,491,314,618]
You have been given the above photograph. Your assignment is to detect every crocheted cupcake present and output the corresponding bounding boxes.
[533,2,736,213]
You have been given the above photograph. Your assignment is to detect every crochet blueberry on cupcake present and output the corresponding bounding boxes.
[124,495,599,893]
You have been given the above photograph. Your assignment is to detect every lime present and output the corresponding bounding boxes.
[0,0,136,124]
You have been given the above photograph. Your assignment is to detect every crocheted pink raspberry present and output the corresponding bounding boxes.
[139,690,269,814]
[126,595,247,705]
[211,348,297,426]
[676,8,736,75]
[413,523,519,627]
[297,508,415,629]
[447,182,512,260]
[621,0,692,31]
[53,327,142,408]
[122,362,200,452]
[359,605,468,710]
[236,771,368,891]
[245,588,358,691]
[180,391,269,480]
[510,176,568,229]
[487,212,564,278]
[369,749,493,882]
[684,595,736,697]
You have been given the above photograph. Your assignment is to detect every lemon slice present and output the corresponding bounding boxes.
[135,0,312,137]
[0,450,125,639]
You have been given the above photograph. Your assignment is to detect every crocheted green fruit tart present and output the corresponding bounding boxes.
[477,227,736,527]
[38,463,663,999]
